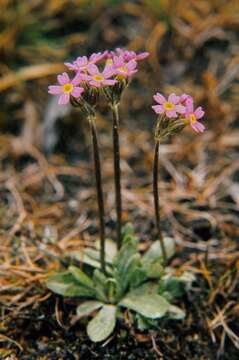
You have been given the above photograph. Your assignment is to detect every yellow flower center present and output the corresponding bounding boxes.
[116,74,126,81]
[180,116,189,125]
[106,59,113,66]
[164,102,174,110]
[93,74,104,81]
[62,83,73,93]
[189,114,197,123]
[118,66,128,73]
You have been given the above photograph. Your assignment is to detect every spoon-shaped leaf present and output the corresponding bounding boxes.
[46,272,95,297]
[120,286,169,319]
[95,238,117,263]
[142,237,175,265]
[87,305,117,342]
[76,301,103,318]
[167,305,185,320]
[69,265,94,289]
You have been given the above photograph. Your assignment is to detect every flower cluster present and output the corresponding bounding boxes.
[152,92,205,133]
[48,49,149,105]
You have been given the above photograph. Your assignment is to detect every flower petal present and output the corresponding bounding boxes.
[175,104,186,114]
[194,107,205,119]
[58,93,70,105]
[89,53,100,62]
[64,62,76,70]
[152,105,164,114]
[128,69,137,76]
[136,52,149,60]
[180,93,192,104]
[71,86,84,98]
[71,72,84,85]
[48,85,62,95]
[191,121,205,133]
[166,109,177,118]
[57,72,70,85]
[168,93,179,104]
[76,72,91,82]
[185,98,194,113]
[153,93,166,104]
[88,64,99,75]
[127,60,137,70]
[103,79,117,86]
[103,66,117,78]
[113,55,124,67]
[89,80,101,87]
[75,56,88,67]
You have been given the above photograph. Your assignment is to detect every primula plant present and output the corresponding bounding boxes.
[47,224,194,342]
[152,92,205,265]
[47,48,205,342]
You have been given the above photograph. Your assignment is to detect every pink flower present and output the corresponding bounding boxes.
[112,56,138,78]
[48,72,84,105]
[115,48,149,61]
[152,93,186,118]
[103,50,117,67]
[86,64,117,88]
[183,99,205,133]
[103,50,115,59]
[180,93,193,105]
[65,52,106,72]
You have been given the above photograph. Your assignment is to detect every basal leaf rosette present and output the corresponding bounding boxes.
[46,226,193,342]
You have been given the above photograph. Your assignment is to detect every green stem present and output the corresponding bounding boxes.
[88,116,106,273]
[111,103,122,250]
[153,139,167,265]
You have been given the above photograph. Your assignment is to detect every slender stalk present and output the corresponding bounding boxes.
[153,139,167,265]
[88,116,106,273]
[111,103,122,250]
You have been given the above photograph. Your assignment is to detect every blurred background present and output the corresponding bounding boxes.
[0,0,239,357]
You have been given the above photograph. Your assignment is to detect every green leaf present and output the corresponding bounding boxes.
[135,314,158,331]
[167,305,185,320]
[87,305,117,342]
[120,253,142,288]
[93,268,107,284]
[177,271,196,289]
[69,247,113,270]
[63,284,95,297]
[142,237,175,265]
[113,241,138,272]
[92,269,108,302]
[76,301,103,318]
[46,272,95,298]
[121,223,139,246]
[158,277,184,301]
[85,247,114,265]
[113,249,141,297]
[127,267,147,289]
[143,260,164,279]
[95,238,117,263]
[46,272,72,294]
[69,265,94,289]
[158,270,196,300]
[112,235,139,292]
[70,251,101,269]
[120,285,170,319]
